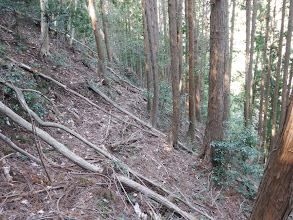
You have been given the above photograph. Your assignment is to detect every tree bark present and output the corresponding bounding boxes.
[279,0,293,130]
[141,0,152,112]
[271,0,286,141]
[244,0,251,126]
[186,0,196,140]
[247,0,258,123]
[40,0,49,56]
[177,0,184,93]
[88,0,106,79]
[199,0,229,166]
[258,0,271,136]
[100,0,112,63]
[145,0,160,126]
[168,0,180,148]
[250,89,293,220]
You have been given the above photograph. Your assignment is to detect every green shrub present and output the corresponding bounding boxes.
[212,118,263,199]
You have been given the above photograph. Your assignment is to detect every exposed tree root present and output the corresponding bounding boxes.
[0,132,41,164]
[0,101,199,220]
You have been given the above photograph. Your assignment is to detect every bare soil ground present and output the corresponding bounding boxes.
[0,7,252,220]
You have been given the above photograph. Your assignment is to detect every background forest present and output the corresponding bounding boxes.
[0,0,292,219]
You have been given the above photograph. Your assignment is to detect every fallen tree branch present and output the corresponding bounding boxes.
[2,57,158,138]
[0,101,198,219]
[88,81,193,154]
[0,101,103,173]
[107,67,143,92]
[0,132,41,164]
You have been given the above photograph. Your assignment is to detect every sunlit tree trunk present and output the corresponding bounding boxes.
[258,0,271,136]
[247,0,258,123]
[199,0,229,166]
[244,0,251,126]
[250,90,293,220]
[69,0,77,46]
[263,0,276,152]
[186,0,195,140]
[271,0,286,141]
[88,0,106,79]
[40,0,49,56]
[279,0,293,130]
[168,0,180,148]
[100,0,112,63]
[287,62,293,103]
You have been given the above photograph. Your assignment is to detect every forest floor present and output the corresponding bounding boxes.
[0,8,253,220]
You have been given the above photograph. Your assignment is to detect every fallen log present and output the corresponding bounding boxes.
[0,101,198,220]
[0,132,41,164]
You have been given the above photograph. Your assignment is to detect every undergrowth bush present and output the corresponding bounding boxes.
[211,118,263,199]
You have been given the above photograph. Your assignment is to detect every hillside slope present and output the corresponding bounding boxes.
[0,5,250,220]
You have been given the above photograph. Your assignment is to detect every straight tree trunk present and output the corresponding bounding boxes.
[70,0,77,46]
[88,0,106,79]
[228,0,236,81]
[263,0,277,150]
[168,0,180,148]
[100,0,112,63]
[40,0,49,56]
[247,0,258,122]
[258,0,271,136]
[199,0,229,166]
[279,0,293,130]
[250,89,293,220]
[141,0,152,112]
[162,0,169,78]
[271,0,286,140]
[287,62,293,103]
[194,6,201,122]
[186,0,196,140]
[244,0,251,126]
[177,0,184,93]
[185,0,189,117]
[145,0,160,126]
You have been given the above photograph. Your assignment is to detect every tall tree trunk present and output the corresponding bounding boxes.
[287,61,293,103]
[185,0,189,117]
[247,0,258,122]
[88,0,106,79]
[177,0,184,93]
[70,0,77,46]
[244,0,251,126]
[168,0,180,148]
[258,0,271,136]
[186,0,195,140]
[228,0,236,81]
[271,0,286,141]
[100,0,112,63]
[279,0,293,130]
[141,0,152,112]
[194,6,201,122]
[199,0,229,166]
[250,90,293,220]
[145,0,160,126]
[263,0,276,151]
[40,0,49,56]
[162,0,169,78]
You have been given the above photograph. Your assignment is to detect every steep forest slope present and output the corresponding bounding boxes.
[0,4,254,220]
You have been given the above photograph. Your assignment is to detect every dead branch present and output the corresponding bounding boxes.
[2,57,158,138]
[87,81,193,154]
[107,67,143,92]
[0,101,103,173]
[0,101,199,219]
[0,132,41,164]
